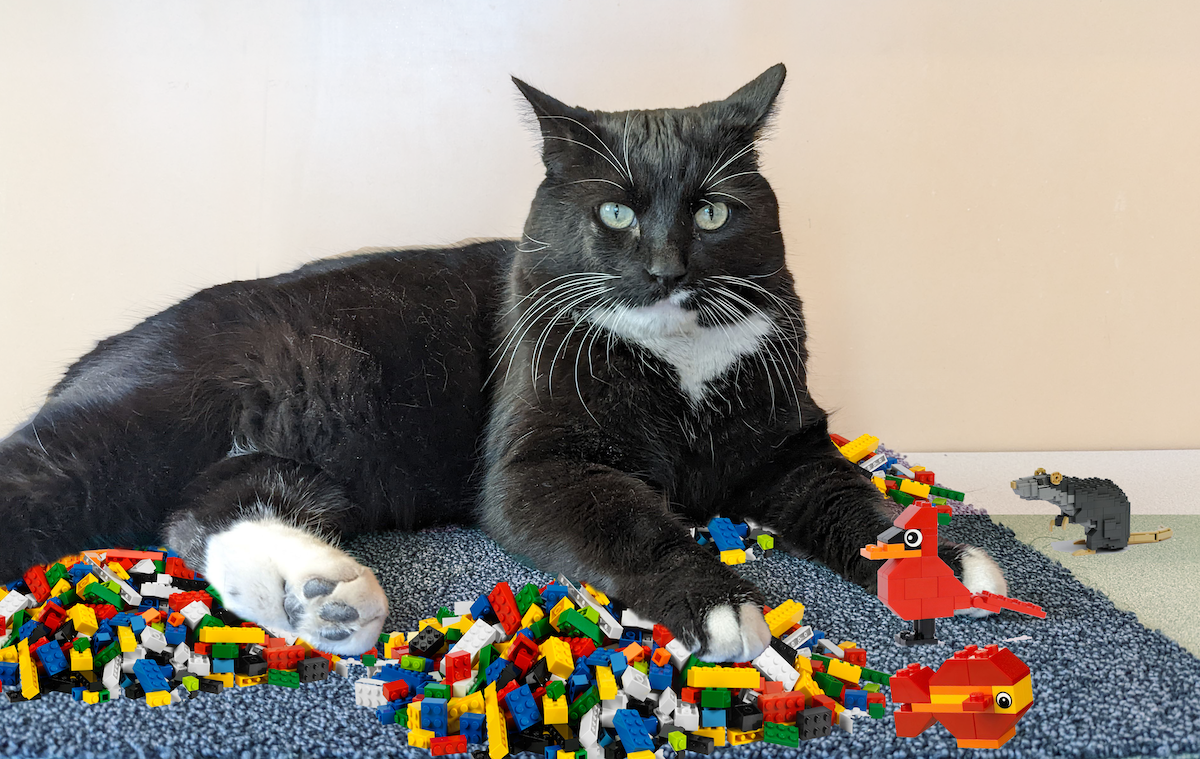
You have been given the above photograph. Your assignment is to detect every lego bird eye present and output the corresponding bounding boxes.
[995,691,1013,709]
[904,529,922,548]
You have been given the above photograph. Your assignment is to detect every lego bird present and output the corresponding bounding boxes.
[860,501,1045,645]
[891,643,1034,749]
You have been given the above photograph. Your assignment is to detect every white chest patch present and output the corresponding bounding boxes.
[586,295,773,403]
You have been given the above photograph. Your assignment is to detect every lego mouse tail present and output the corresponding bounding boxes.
[970,590,1047,619]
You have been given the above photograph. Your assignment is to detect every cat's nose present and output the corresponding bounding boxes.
[646,259,686,292]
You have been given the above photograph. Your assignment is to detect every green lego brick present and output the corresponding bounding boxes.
[887,489,916,506]
[95,642,121,667]
[72,636,91,652]
[931,496,947,505]
[436,606,453,624]
[54,588,78,608]
[424,682,451,699]
[515,584,542,616]
[467,667,488,695]
[700,688,731,708]
[153,560,165,573]
[937,512,952,526]
[362,654,377,667]
[82,582,123,609]
[45,563,67,587]
[860,667,891,686]
[668,731,687,751]
[811,653,831,669]
[212,642,239,659]
[196,614,225,632]
[813,671,845,699]
[396,708,409,727]
[444,627,463,644]
[763,721,799,747]
[401,655,428,672]
[205,584,223,605]
[545,679,566,701]
[632,660,648,675]
[478,644,498,671]
[557,609,602,644]
[869,701,885,719]
[181,675,199,692]
[96,689,111,703]
[863,681,881,693]
[267,669,300,688]
[528,616,551,641]
[568,684,600,721]
[581,606,599,624]
[756,534,774,550]
[929,485,965,501]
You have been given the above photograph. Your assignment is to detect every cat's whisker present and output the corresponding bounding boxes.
[700,143,734,188]
[523,232,550,246]
[558,178,627,191]
[707,170,762,190]
[704,190,750,209]
[706,294,778,417]
[703,140,760,189]
[709,283,803,413]
[621,112,634,186]
[547,294,611,399]
[529,287,614,392]
[537,115,631,184]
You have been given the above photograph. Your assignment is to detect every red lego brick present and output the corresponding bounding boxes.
[163,556,194,580]
[563,637,596,660]
[843,648,867,667]
[505,634,539,674]
[762,680,783,694]
[488,582,522,636]
[23,565,51,603]
[811,694,838,713]
[193,641,210,655]
[759,691,806,723]
[891,663,935,703]
[430,735,468,756]
[915,471,936,485]
[652,624,674,647]
[829,433,851,446]
[444,651,471,684]
[382,679,410,701]
[906,576,938,600]
[894,704,937,737]
[168,590,213,612]
[681,687,699,703]
[264,645,305,670]
[89,603,118,622]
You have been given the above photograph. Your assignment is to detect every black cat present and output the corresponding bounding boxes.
[0,65,1006,659]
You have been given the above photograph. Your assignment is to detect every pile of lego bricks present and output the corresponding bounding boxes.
[352,569,893,758]
[0,548,341,705]
[833,433,965,506]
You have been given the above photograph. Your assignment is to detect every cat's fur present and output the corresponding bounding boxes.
[0,65,1006,659]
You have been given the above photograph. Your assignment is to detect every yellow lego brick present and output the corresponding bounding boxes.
[407,701,422,729]
[521,603,545,628]
[446,698,465,732]
[204,672,235,687]
[686,665,761,689]
[408,728,434,748]
[18,640,39,700]
[0,646,17,664]
[727,728,763,745]
[559,753,575,759]
[458,690,485,714]
[595,665,618,700]
[548,597,576,630]
[693,727,726,746]
[826,658,862,684]
[720,549,747,565]
[50,578,71,597]
[485,683,509,759]
[794,673,821,698]
[146,689,172,707]
[82,689,102,704]
[582,582,611,606]
[75,573,96,596]
[840,641,857,649]
[764,599,805,637]
[543,694,568,724]
[0,588,6,603]
[550,724,574,739]
[898,478,931,498]
[198,626,266,644]
[417,617,445,633]
[793,655,813,675]
[838,433,879,463]
[106,561,130,580]
[235,673,266,687]
[540,636,574,679]
[910,465,926,472]
[628,752,656,759]
[71,647,94,671]
[871,476,887,494]
[447,617,475,635]
[118,626,137,653]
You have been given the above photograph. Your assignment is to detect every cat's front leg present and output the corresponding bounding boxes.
[480,458,771,662]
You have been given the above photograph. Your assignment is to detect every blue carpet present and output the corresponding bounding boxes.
[3,511,1199,758]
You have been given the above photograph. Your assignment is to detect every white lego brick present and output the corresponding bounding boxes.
[155,573,175,585]
[447,618,501,663]
[180,600,210,628]
[334,659,350,678]
[453,600,475,617]
[654,687,677,719]
[120,646,147,674]
[838,707,868,734]
[782,625,812,650]
[102,656,122,692]
[0,591,32,619]
[751,645,800,691]
[675,701,700,732]
[578,703,601,749]
[621,665,651,701]
[139,582,181,600]
[354,677,387,708]
[798,647,812,659]
[452,679,472,698]
[188,654,211,677]
[440,615,462,627]
[600,693,628,728]
[171,642,191,666]
[859,452,889,474]
[620,608,658,631]
[817,639,845,659]
[129,559,157,574]
[891,463,914,479]
[664,638,692,670]
[84,556,142,606]
[744,547,757,561]
[140,627,168,653]
[557,574,624,640]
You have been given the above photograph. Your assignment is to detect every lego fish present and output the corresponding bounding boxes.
[860,500,1045,645]
[891,644,1033,749]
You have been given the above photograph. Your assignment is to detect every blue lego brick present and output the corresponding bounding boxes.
[642,715,659,735]
[568,672,591,701]
[130,616,146,635]
[613,709,655,753]
[109,613,131,628]
[618,629,643,647]
[540,584,569,608]
[545,746,561,759]
[734,521,749,537]
[18,621,39,641]
[609,652,628,679]
[598,731,613,747]
[504,685,542,731]
[484,657,509,685]
[648,662,673,691]
[0,662,18,687]
[375,702,399,725]
[211,657,235,674]
[164,623,186,646]
[470,595,493,621]
[133,658,171,692]
[701,708,726,728]
[36,641,68,676]
[67,564,93,584]
[422,697,450,737]
[707,518,744,552]
[586,648,612,667]
[460,712,486,743]
[93,630,114,649]
[72,686,85,701]
[844,689,868,710]
[378,664,433,692]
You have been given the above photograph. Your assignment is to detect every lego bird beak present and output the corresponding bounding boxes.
[860,541,919,560]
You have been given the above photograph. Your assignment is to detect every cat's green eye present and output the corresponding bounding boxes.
[695,202,729,231]
[598,202,637,230]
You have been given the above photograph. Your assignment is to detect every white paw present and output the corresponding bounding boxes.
[204,518,388,654]
[956,546,1009,619]
[697,603,771,663]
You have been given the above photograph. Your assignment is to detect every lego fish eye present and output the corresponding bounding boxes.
[995,691,1013,709]
[903,529,922,548]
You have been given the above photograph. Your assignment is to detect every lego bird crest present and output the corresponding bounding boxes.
[861,500,1046,646]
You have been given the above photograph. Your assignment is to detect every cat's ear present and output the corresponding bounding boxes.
[512,77,596,169]
[720,64,787,132]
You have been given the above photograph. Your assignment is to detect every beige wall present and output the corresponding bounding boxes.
[2,1,1197,451]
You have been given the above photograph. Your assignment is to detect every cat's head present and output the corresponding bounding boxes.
[512,65,794,329]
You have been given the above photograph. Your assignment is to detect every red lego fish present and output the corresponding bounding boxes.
[892,644,1034,749]
[860,500,1045,645]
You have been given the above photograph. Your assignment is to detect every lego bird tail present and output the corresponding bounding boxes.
[969,590,1046,619]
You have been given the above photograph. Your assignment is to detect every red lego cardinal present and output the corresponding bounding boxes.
[861,501,1045,645]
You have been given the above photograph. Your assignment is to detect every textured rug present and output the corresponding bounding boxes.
[3,476,1200,758]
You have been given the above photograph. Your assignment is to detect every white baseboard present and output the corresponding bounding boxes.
[905,450,1200,515]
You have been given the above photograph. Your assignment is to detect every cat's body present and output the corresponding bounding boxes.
[0,65,1006,660]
